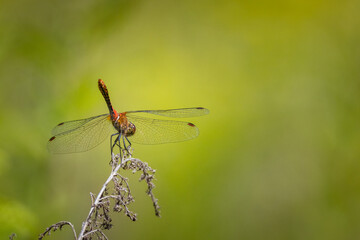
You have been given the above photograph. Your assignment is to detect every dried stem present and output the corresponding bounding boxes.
[39,152,160,240]
[77,154,124,239]
[38,221,77,240]
[9,233,17,240]
[82,229,108,240]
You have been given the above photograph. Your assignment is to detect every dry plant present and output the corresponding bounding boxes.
[38,150,160,240]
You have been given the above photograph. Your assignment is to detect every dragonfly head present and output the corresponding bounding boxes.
[126,122,136,136]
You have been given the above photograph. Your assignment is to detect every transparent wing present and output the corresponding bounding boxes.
[126,107,209,118]
[51,114,109,135]
[126,115,199,145]
[48,115,115,153]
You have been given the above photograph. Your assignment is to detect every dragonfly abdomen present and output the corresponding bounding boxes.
[98,79,116,118]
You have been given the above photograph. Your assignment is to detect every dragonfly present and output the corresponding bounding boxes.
[48,79,209,155]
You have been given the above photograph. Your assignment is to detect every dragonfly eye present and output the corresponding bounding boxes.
[127,122,136,136]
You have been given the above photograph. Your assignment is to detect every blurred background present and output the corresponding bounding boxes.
[0,0,360,239]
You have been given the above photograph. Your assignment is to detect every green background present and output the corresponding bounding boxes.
[1,0,360,239]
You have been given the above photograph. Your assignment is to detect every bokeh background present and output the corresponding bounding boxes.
[1,0,360,239]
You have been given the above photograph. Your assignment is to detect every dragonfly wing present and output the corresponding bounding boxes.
[126,107,209,118]
[48,115,115,153]
[126,115,199,145]
[51,114,109,135]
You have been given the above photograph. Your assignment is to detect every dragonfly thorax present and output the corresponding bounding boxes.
[112,113,136,137]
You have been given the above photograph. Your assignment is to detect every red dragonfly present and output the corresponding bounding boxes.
[48,79,209,154]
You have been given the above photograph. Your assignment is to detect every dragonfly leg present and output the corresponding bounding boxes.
[125,136,132,147]
[111,132,124,163]
[110,133,115,156]
[125,136,132,156]
[110,133,118,165]
[117,132,123,162]
[110,133,119,154]
[122,135,132,156]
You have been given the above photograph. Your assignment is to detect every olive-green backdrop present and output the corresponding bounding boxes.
[1,0,360,239]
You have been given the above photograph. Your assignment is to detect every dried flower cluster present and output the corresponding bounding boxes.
[38,152,160,240]
[122,157,160,217]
